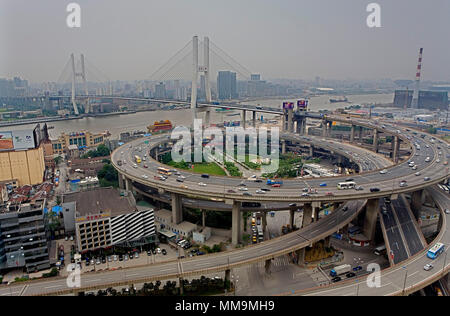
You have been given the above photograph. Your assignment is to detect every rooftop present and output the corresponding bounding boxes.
[63,187,136,218]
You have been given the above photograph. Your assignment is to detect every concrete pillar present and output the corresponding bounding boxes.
[232,201,241,246]
[205,110,211,128]
[309,145,314,157]
[313,206,320,223]
[321,120,327,137]
[171,192,183,224]
[411,190,423,220]
[327,121,333,137]
[289,209,295,229]
[281,140,286,154]
[262,212,267,236]
[393,136,399,163]
[359,126,363,141]
[265,259,272,274]
[281,114,286,132]
[372,129,379,152]
[302,203,313,227]
[118,173,125,190]
[288,108,293,133]
[350,125,355,143]
[242,110,246,129]
[363,198,379,242]
[179,277,184,295]
[324,236,331,248]
[125,178,132,192]
[225,269,231,284]
[296,248,305,265]
[252,111,256,127]
[202,209,206,228]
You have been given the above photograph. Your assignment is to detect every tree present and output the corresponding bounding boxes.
[54,156,63,166]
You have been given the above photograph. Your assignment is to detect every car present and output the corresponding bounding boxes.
[445,209,450,215]
[96,259,101,265]
[201,174,210,178]
[134,252,139,259]
[331,276,342,283]
[147,250,152,256]
[424,177,431,181]
[161,249,167,255]
[198,182,207,187]
[238,182,247,186]
[243,192,252,196]
[143,164,148,168]
[261,188,271,192]
[399,181,408,187]
[353,266,363,271]
[289,203,297,207]
[370,188,380,192]
[302,193,310,197]
[412,165,418,170]
[227,189,237,193]
[90,259,95,265]
[423,263,433,271]
[118,255,123,261]
[342,206,349,212]
[256,190,265,194]
[346,272,356,278]
[415,172,421,176]
[141,174,148,179]
[156,248,162,254]
[379,169,387,174]
[272,184,281,188]
[238,187,248,191]
[113,255,118,261]
[176,177,184,182]
[355,186,364,191]
[425,157,431,162]
[326,192,334,196]
[381,206,388,215]
[319,183,327,187]
[107,256,112,262]
[152,249,156,255]
[124,254,129,261]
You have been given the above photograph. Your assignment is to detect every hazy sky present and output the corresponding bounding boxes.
[1,0,449,82]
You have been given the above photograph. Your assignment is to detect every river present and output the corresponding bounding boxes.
[0,93,394,139]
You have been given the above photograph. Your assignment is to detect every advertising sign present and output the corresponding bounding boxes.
[0,132,14,150]
[297,99,308,109]
[282,102,294,110]
[12,130,36,150]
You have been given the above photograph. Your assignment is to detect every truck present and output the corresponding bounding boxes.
[267,179,283,185]
[330,264,352,277]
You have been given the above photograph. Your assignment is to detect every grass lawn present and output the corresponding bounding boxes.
[192,163,227,176]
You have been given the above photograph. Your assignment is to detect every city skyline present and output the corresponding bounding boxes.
[0,0,449,82]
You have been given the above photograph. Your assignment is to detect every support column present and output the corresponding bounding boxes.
[125,178,131,192]
[202,209,206,228]
[171,192,183,224]
[309,145,314,157]
[302,203,313,228]
[225,269,231,284]
[296,248,305,265]
[281,140,286,154]
[118,173,124,190]
[372,129,379,152]
[411,190,423,220]
[232,201,241,246]
[265,259,272,274]
[289,209,295,229]
[262,212,267,237]
[205,110,210,128]
[242,110,246,129]
[252,111,256,127]
[179,278,184,295]
[324,236,331,248]
[313,206,320,223]
[350,125,355,143]
[281,114,286,132]
[393,136,399,163]
[322,120,328,137]
[190,36,199,122]
[327,121,333,137]
[363,198,379,242]
[288,108,293,133]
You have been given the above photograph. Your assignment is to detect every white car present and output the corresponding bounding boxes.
[412,166,418,170]
[423,263,433,271]
[142,175,148,179]
[415,172,421,176]
[238,187,248,191]
[198,182,207,187]
[256,190,266,194]
[156,248,162,254]
[380,169,388,174]
[425,157,431,162]
[445,209,450,215]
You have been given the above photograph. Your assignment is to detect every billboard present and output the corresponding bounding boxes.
[13,130,36,149]
[0,130,36,151]
[282,102,294,110]
[297,99,308,110]
[0,132,14,150]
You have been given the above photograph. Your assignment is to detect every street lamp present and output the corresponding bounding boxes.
[402,266,408,296]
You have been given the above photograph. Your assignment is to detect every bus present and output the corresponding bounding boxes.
[134,155,142,163]
[374,245,386,256]
[427,243,445,260]
[337,181,356,190]
[157,167,172,176]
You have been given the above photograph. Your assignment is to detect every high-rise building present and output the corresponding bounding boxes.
[154,82,166,99]
[393,90,413,108]
[251,74,261,81]
[217,71,237,100]
[418,91,448,110]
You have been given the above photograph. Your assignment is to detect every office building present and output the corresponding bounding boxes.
[51,130,109,155]
[154,82,167,99]
[0,200,50,273]
[217,71,237,100]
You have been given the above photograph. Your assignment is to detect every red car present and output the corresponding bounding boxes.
[272,184,281,188]
[326,192,334,196]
